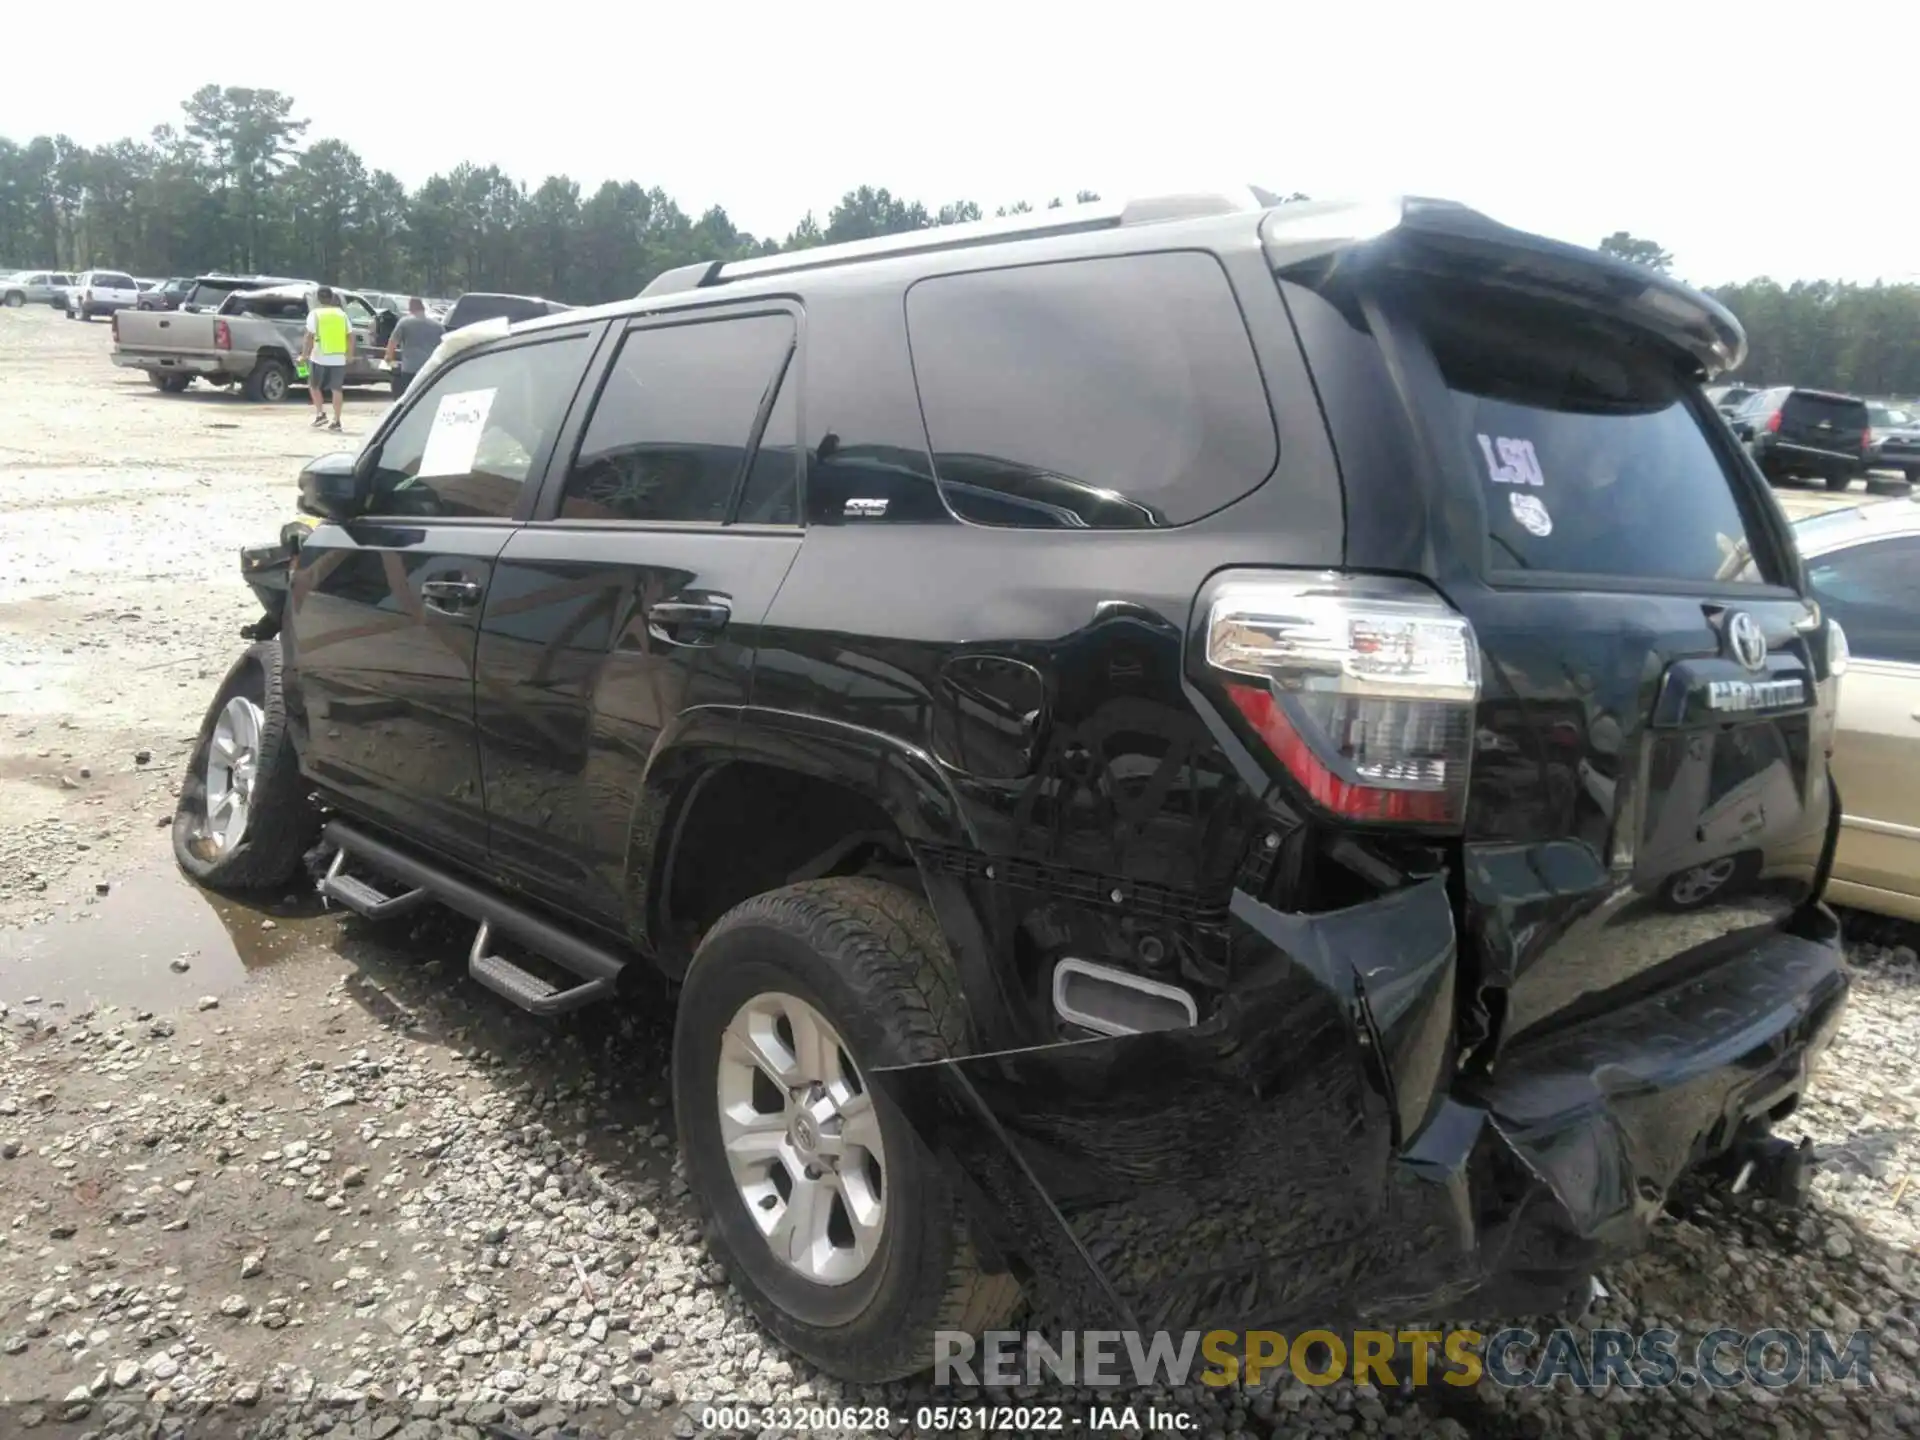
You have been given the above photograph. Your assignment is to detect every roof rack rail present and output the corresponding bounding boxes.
[635,188,1268,297]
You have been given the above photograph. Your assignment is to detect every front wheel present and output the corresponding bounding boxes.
[2,291,22,308]
[673,878,1019,1382]
[148,373,191,393]
[173,639,318,891]
[1825,472,1854,492]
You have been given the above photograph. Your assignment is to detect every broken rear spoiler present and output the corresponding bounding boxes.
[1260,197,1746,379]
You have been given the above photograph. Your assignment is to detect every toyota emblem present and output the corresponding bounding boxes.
[1726,612,1768,671]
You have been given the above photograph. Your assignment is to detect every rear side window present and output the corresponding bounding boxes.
[559,314,794,524]
[97,273,133,289]
[1414,289,1766,585]
[906,252,1278,528]
[1806,537,1920,665]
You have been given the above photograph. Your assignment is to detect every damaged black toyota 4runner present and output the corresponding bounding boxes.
[178,193,1852,1383]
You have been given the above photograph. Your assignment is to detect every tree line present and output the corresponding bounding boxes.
[0,86,1099,306]
[4,89,1915,398]
[1600,233,1920,399]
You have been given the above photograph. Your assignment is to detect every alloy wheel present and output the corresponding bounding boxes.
[201,695,266,854]
[715,991,887,1286]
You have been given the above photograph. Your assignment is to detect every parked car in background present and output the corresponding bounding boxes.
[1730,386,1871,490]
[2,271,75,307]
[1788,500,1920,919]
[1704,382,1760,418]
[112,283,387,399]
[1865,403,1920,482]
[441,291,573,332]
[66,270,142,321]
[137,277,197,312]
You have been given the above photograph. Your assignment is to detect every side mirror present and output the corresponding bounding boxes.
[297,450,367,522]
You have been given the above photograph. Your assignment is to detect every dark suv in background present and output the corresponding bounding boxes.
[1732,386,1873,489]
[174,193,1850,1382]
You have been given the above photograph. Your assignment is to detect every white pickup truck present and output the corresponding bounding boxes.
[110,282,387,400]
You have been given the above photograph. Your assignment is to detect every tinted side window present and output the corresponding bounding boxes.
[906,252,1278,528]
[736,355,799,524]
[559,314,794,524]
[366,335,591,520]
[1807,537,1920,665]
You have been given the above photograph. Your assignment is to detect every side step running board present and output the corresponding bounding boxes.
[320,849,433,920]
[469,924,614,1016]
[321,820,627,1016]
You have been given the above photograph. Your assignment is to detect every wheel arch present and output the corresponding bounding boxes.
[632,707,1019,1045]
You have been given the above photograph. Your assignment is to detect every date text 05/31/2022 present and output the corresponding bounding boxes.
[696,1403,1194,1433]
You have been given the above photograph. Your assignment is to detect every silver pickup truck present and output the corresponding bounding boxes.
[110,283,387,400]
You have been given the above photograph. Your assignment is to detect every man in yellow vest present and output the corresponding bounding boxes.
[300,286,354,433]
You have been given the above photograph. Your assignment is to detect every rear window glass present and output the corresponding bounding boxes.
[1783,393,1869,428]
[189,281,246,308]
[906,252,1278,528]
[1414,289,1765,585]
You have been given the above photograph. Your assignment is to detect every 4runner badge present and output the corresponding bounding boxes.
[844,498,888,518]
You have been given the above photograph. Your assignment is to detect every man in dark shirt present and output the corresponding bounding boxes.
[382,297,445,398]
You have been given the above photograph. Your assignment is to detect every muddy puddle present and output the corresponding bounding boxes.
[0,865,338,1011]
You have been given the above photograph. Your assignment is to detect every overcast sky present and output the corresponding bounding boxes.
[6,0,1914,286]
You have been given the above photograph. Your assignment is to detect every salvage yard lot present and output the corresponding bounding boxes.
[2,304,1919,1436]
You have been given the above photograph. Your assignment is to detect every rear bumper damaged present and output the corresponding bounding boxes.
[877,880,1848,1331]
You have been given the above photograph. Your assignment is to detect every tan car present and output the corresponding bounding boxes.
[1794,500,1920,919]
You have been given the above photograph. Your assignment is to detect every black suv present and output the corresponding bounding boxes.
[1732,385,1873,490]
[177,194,1850,1383]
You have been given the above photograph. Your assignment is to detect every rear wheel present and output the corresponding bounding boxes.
[673,878,1019,1381]
[173,639,317,891]
[245,357,291,403]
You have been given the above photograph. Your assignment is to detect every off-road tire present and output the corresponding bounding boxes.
[148,373,192,393]
[173,638,318,891]
[673,878,1020,1382]
[245,356,292,403]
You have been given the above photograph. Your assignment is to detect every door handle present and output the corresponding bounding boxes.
[421,577,483,612]
[647,597,731,646]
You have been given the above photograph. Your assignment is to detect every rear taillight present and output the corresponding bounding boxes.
[1827,618,1850,681]
[1206,574,1481,826]
[1765,411,1782,433]
[1861,428,1872,451]
[214,320,231,350]
[110,312,119,341]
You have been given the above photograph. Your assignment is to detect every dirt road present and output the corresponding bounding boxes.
[1,303,1918,1437]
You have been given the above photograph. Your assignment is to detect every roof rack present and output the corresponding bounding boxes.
[637,188,1269,298]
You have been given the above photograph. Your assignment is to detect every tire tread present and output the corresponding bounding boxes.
[691,878,1020,1380]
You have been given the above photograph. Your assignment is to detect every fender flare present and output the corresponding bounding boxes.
[630,706,1021,1045]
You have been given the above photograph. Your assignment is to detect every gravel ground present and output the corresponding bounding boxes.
[2,305,1919,1438]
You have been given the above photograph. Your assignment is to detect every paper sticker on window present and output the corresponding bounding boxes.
[418,387,498,478]
[1510,491,1553,537]
[1477,434,1545,487]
